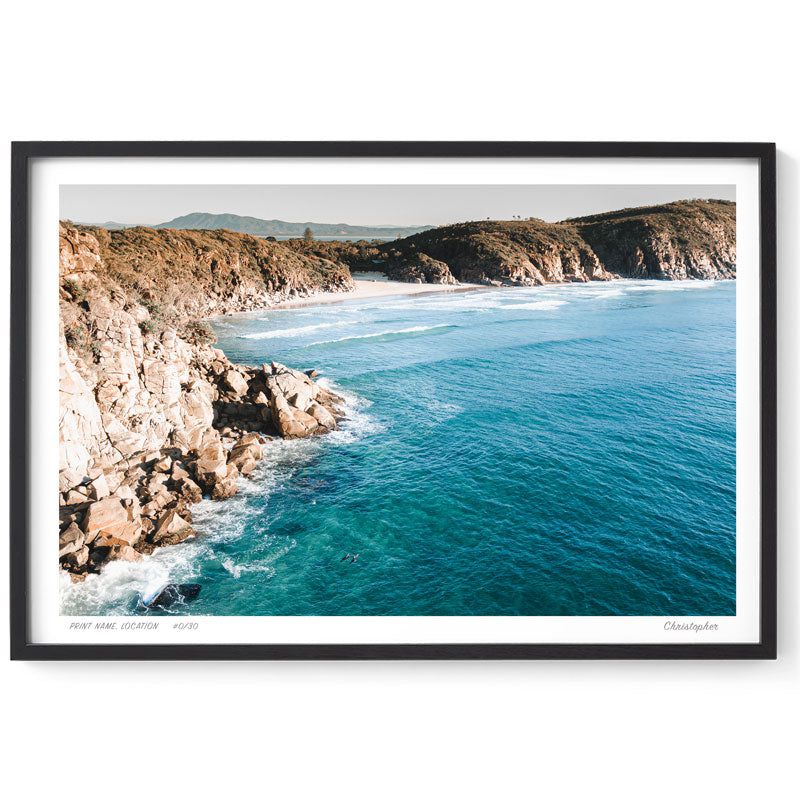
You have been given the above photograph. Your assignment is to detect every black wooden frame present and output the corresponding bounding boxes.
[9,141,777,660]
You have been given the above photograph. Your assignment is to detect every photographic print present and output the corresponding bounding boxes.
[57,182,740,615]
[11,143,775,658]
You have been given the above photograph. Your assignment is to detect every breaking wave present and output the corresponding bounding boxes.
[238,321,350,340]
[504,300,568,311]
[309,324,456,346]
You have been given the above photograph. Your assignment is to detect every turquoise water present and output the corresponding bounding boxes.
[61,279,736,616]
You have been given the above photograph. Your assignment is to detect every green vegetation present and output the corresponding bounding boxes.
[62,278,87,302]
[63,323,86,350]
[183,319,216,344]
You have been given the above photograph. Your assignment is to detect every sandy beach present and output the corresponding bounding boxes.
[219,274,490,317]
[281,275,487,308]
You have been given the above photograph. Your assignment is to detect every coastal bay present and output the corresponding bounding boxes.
[61,278,737,616]
[57,198,737,614]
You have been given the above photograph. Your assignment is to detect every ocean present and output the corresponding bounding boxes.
[60,279,737,616]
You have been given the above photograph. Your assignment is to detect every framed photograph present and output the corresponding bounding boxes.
[10,141,776,660]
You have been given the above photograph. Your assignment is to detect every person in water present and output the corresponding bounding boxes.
[350,554,359,563]
[341,554,351,562]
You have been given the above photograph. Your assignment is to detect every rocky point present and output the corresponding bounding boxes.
[58,223,346,581]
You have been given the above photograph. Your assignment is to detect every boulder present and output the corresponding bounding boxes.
[170,460,191,482]
[62,545,90,570]
[146,473,169,492]
[59,467,84,494]
[153,455,172,473]
[107,543,140,562]
[269,392,320,439]
[145,583,201,609]
[115,483,137,504]
[63,487,90,506]
[239,459,258,476]
[82,497,132,545]
[103,469,123,494]
[211,464,239,500]
[177,476,203,504]
[223,369,249,397]
[140,490,171,517]
[229,437,262,464]
[194,440,229,486]
[59,522,85,558]
[307,402,338,430]
[267,362,319,410]
[152,509,194,546]
[92,519,142,548]
[87,472,110,501]
[228,444,258,476]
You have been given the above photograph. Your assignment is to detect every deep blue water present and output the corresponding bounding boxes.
[62,279,736,616]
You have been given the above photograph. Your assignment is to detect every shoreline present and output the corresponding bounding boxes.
[210,275,736,322]
[215,278,491,319]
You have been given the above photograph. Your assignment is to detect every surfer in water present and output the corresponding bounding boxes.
[341,554,351,562]
[350,554,359,563]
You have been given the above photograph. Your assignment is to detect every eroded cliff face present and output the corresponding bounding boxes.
[287,223,608,286]
[58,224,346,580]
[571,200,736,280]
[287,199,736,285]
[388,221,610,286]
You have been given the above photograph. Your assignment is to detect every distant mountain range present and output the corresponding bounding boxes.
[81,212,433,239]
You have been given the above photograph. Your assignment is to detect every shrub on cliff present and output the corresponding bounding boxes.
[183,319,216,345]
[62,278,88,303]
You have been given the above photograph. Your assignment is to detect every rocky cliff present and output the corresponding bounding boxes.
[67,224,354,322]
[59,224,346,581]
[570,200,736,280]
[287,199,735,285]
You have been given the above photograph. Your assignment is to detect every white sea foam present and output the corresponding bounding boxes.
[381,300,502,313]
[620,279,720,292]
[319,378,385,444]
[59,371,380,616]
[310,324,452,346]
[238,320,350,340]
[59,536,204,616]
[221,558,277,580]
[503,300,568,311]
[418,398,464,425]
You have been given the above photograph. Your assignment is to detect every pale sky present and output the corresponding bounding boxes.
[61,184,736,227]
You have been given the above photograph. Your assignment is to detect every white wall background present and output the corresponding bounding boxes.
[1,2,797,797]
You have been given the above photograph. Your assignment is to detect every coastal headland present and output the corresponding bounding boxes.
[58,199,736,582]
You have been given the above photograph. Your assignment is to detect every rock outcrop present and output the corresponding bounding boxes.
[571,200,736,280]
[378,220,610,286]
[285,199,735,286]
[58,223,345,581]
